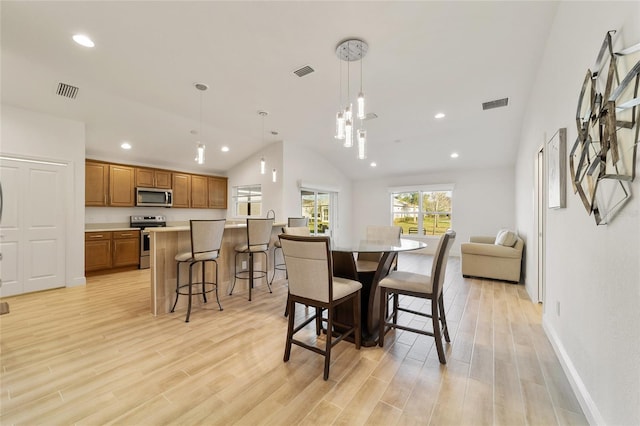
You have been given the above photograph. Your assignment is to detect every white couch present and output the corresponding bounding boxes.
[461,235,524,283]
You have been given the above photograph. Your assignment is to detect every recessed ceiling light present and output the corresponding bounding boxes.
[121,142,132,150]
[450,152,459,158]
[221,146,229,152]
[72,34,95,48]
[370,162,377,167]
[435,112,446,119]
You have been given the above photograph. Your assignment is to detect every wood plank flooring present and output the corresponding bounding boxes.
[0,253,587,425]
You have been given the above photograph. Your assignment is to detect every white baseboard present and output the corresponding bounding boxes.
[68,276,86,287]
[542,318,604,426]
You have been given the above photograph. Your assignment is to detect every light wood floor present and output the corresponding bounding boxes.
[0,254,587,425]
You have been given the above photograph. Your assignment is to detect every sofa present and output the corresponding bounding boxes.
[461,233,523,283]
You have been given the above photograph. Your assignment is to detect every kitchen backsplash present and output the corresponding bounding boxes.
[85,207,227,225]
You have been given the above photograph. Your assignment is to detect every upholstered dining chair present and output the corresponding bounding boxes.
[356,225,402,275]
[271,217,309,284]
[229,217,274,301]
[378,229,456,364]
[171,219,226,322]
[279,234,362,380]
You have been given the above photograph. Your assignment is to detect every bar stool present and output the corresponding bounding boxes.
[229,218,274,301]
[170,219,226,322]
[270,217,309,284]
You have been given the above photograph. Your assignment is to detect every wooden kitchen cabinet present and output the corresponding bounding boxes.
[85,232,112,271]
[135,168,172,189]
[191,175,208,208]
[85,161,109,206]
[112,231,140,267]
[109,164,135,207]
[85,230,139,273]
[208,176,228,209]
[172,173,191,208]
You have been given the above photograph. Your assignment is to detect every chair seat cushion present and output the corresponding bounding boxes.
[234,243,268,253]
[332,277,362,301]
[175,250,219,262]
[356,259,379,273]
[379,271,433,295]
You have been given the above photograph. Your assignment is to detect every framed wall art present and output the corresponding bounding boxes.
[548,128,567,209]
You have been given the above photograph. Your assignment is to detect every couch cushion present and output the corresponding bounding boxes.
[495,229,518,247]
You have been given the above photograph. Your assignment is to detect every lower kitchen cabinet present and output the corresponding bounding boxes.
[85,230,139,274]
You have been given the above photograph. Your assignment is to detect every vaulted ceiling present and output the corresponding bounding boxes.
[1,1,558,179]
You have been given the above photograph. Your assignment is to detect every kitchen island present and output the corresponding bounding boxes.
[147,221,286,316]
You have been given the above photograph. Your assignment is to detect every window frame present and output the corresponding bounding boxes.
[232,184,262,218]
[389,184,454,237]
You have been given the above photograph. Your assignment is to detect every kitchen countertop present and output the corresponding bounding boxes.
[146,222,287,233]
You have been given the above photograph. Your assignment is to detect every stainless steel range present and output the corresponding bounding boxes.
[130,215,166,269]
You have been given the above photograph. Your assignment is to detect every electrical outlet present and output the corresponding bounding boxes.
[241,260,247,270]
[556,301,560,316]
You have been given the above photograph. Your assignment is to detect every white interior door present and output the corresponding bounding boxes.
[0,157,67,296]
[536,146,545,304]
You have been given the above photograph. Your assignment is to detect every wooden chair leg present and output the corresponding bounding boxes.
[323,309,333,380]
[284,298,295,362]
[431,298,446,364]
[315,307,322,336]
[378,287,387,347]
[353,291,361,349]
[438,293,450,342]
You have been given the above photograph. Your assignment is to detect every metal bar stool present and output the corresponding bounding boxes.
[170,219,226,322]
[229,218,274,301]
[270,217,309,284]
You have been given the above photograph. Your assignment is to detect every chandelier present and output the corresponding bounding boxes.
[334,38,368,160]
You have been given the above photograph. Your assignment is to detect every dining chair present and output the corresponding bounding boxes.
[279,234,362,380]
[171,219,226,322]
[378,229,456,364]
[271,217,309,284]
[356,225,402,274]
[229,217,274,301]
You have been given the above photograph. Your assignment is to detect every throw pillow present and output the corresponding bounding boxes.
[495,229,518,247]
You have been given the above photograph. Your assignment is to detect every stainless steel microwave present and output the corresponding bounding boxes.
[136,187,173,207]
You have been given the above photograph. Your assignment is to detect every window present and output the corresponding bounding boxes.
[301,189,334,235]
[390,187,453,236]
[233,184,262,217]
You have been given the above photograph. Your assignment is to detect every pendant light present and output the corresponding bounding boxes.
[258,111,268,174]
[335,38,368,157]
[194,83,208,164]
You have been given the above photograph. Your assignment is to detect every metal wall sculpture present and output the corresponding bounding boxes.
[571,30,640,224]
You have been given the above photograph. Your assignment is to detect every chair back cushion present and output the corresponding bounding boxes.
[366,225,401,243]
[280,235,333,303]
[431,229,456,296]
[190,219,226,258]
[282,226,310,236]
[287,217,309,227]
[247,218,274,249]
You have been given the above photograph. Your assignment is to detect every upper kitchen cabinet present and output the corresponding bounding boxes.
[208,176,228,209]
[172,173,191,208]
[191,175,208,209]
[135,167,171,189]
[109,164,135,207]
[85,160,109,206]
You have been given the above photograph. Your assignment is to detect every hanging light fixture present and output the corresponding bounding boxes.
[335,38,368,157]
[272,168,277,183]
[258,111,268,174]
[193,83,208,164]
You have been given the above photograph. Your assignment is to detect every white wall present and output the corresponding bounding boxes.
[282,141,353,244]
[352,166,515,258]
[226,141,283,220]
[1,104,86,287]
[514,2,640,425]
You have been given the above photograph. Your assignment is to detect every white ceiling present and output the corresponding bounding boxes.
[1,1,558,180]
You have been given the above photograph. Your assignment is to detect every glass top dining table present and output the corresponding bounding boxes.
[331,237,427,253]
[329,237,427,346]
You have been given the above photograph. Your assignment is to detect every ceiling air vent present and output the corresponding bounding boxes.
[293,65,315,77]
[363,112,378,120]
[56,82,79,100]
[482,97,508,110]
